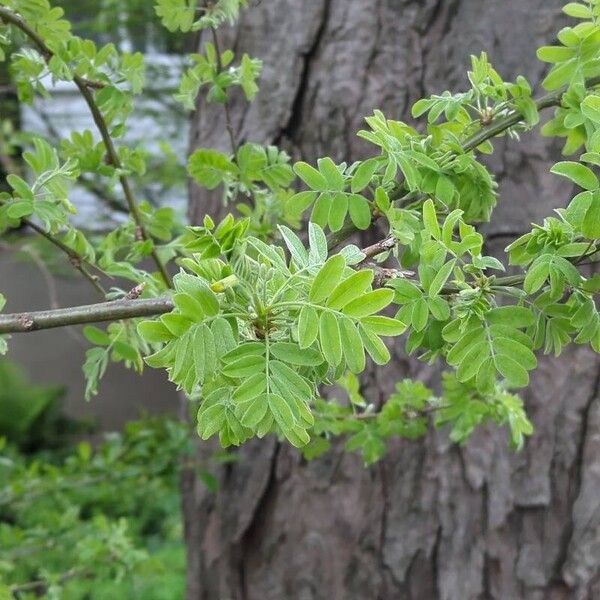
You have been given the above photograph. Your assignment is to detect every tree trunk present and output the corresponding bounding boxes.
[185,1,600,598]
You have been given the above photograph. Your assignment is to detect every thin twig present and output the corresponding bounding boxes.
[210,27,237,154]
[22,218,107,295]
[359,236,396,262]
[10,568,86,595]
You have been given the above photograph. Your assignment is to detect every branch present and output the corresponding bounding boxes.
[210,27,237,154]
[75,80,173,288]
[359,236,396,261]
[10,568,86,596]
[327,74,600,250]
[461,79,600,153]
[0,188,107,297]
[21,218,107,296]
[0,297,173,334]
[0,6,173,289]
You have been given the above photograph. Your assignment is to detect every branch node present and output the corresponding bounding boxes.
[17,315,34,330]
[126,283,146,300]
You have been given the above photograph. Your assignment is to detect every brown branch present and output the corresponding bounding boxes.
[0,296,174,334]
[359,236,396,261]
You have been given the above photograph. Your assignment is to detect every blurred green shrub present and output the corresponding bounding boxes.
[0,359,92,452]
[0,409,191,599]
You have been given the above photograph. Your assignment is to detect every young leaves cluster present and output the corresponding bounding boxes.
[137,222,406,448]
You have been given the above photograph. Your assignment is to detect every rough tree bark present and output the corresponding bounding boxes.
[185,1,600,598]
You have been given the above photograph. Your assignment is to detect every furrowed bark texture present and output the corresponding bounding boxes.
[186,1,600,598]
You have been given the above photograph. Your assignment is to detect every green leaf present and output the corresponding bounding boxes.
[308,222,328,264]
[278,225,308,266]
[221,354,265,378]
[298,305,319,349]
[359,326,390,365]
[233,373,267,403]
[343,289,394,318]
[351,159,378,193]
[188,149,238,190]
[412,297,430,332]
[198,403,227,440]
[348,194,372,230]
[83,347,109,401]
[339,318,366,373]
[328,192,348,232]
[270,342,323,366]
[551,162,599,190]
[447,327,486,365]
[309,254,346,303]
[319,311,342,366]
[240,394,269,428]
[268,392,295,427]
[173,293,205,320]
[156,0,196,32]
[113,341,139,362]
[7,174,34,200]
[211,318,237,357]
[327,270,374,310]
[311,193,330,227]
[492,337,537,370]
[562,2,592,18]
[360,316,407,336]
[456,340,490,382]
[524,257,551,294]
[294,161,328,190]
[318,157,344,190]
[476,357,496,392]
[388,278,422,302]
[422,199,441,239]
[486,306,535,328]
[161,314,193,336]
[6,201,33,219]
[583,196,600,238]
[222,342,266,363]
[435,176,455,204]
[429,259,456,297]
[543,60,577,91]
[581,95,600,124]
[194,324,216,384]
[495,355,529,388]
[83,326,111,346]
[288,190,317,216]
[537,46,577,63]
[172,333,193,384]
[174,273,219,316]
[270,361,313,403]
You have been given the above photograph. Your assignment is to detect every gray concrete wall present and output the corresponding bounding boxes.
[0,250,178,430]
